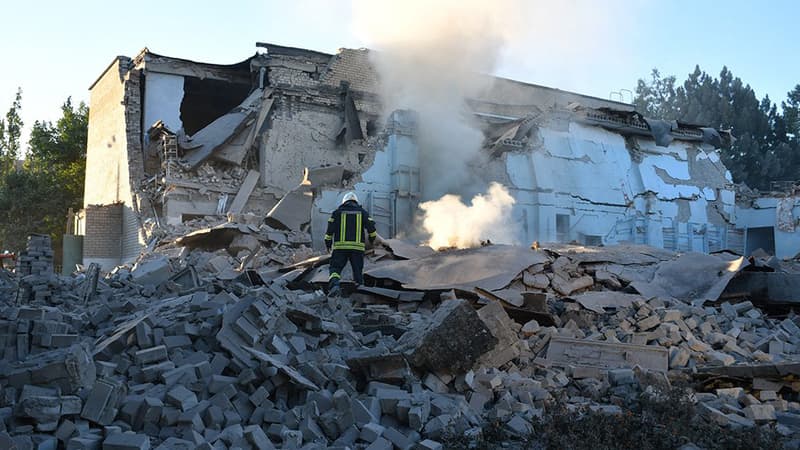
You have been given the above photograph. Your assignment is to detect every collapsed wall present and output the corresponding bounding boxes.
[82,43,742,272]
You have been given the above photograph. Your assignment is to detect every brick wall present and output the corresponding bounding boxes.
[122,68,147,260]
[320,49,378,93]
[84,204,122,260]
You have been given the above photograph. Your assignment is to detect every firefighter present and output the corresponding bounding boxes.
[324,192,378,296]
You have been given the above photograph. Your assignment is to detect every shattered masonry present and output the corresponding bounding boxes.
[76,41,800,272]
[5,220,800,448]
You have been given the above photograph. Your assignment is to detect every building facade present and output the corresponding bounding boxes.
[80,43,796,269]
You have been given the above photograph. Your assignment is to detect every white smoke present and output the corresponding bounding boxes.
[420,183,516,249]
[352,0,528,200]
[350,0,538,247]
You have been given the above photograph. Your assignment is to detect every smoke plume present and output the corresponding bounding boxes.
[420,183,516,249]
[352,0,531,246]
[352,0,527,199]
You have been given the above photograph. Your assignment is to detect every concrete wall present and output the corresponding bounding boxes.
[259,100,368,195]
[310,111,419,248]
[340,115,736,253]
[736,196,800,258]
[142,72,184,139]
[496,122,735,250]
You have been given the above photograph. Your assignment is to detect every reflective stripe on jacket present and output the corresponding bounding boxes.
[324,201,377,251]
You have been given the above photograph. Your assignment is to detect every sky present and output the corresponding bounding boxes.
[0,0,798,151]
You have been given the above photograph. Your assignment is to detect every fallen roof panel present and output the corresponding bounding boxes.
[181,89,263,169]
[380,239,435,260]
[543,243,675,266]
[365,244,549,291]
[631,252,748,303]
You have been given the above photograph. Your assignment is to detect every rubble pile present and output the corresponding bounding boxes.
[15,234,65,305]
[2,228,800,449]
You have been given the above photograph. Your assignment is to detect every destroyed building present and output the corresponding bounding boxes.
[77,43,800,270]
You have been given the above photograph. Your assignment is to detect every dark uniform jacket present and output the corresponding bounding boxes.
[324,201,377,251]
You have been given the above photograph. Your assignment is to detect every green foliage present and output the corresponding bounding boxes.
[0,92,88,259]
[0,87,23,176]
[633,66,800,190]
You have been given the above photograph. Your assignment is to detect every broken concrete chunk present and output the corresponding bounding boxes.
[521,320,540,337]
[546,337,668,372]
[81,378,125,425]
[395,300,498,373]
[551,274,594,297]
[475,302,521,368]
[130,256,171,286]
[743,404,777,422]
[264,182,312,231]
[166,385,198,412]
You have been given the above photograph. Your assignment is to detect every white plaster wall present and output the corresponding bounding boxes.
[735,197,800,258]
[501,122,735,249]
[143,72,184,139]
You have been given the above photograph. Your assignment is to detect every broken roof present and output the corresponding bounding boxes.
[89,48,257,90]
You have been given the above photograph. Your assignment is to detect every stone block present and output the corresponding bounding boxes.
[475,301,521,368]
[365,436,393,450]
[102,432,150,450]
[352,399,378,427]
[637,315,661,331]
[55,419,77,442]
[130,256,171,286]
[162,335,192,349]
[81,379,124,426]
[383,427,414,449]
[551,274,593,296]
[360,422,385,443]
[521,320,540,337]
[395,300,497,372]
[743,404,776,422]
[505,415,532,436]
[134,346,168,365]
[700,404,729,427]
[208,375,238,394]
[661,310,683,322]
[414,440,444,450]
[243,424,276,450]
[423,373,449,394]
[669,347,690,369]
[705,351,735,366]
[608,369,636,386]
[166,385,198,412]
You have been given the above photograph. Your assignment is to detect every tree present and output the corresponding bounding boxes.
[633,66,797,190]
[782,85,800,139]
[26,98,89,213]
[633,69,677,119]
[0,95,88,259]
[0,87,23,176]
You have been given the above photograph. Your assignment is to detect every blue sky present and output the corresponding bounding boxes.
[1,0,798,149]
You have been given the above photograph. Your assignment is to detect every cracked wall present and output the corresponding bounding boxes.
[84,45,757,258]
[499,120,735,251]
[736,195,800,258]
